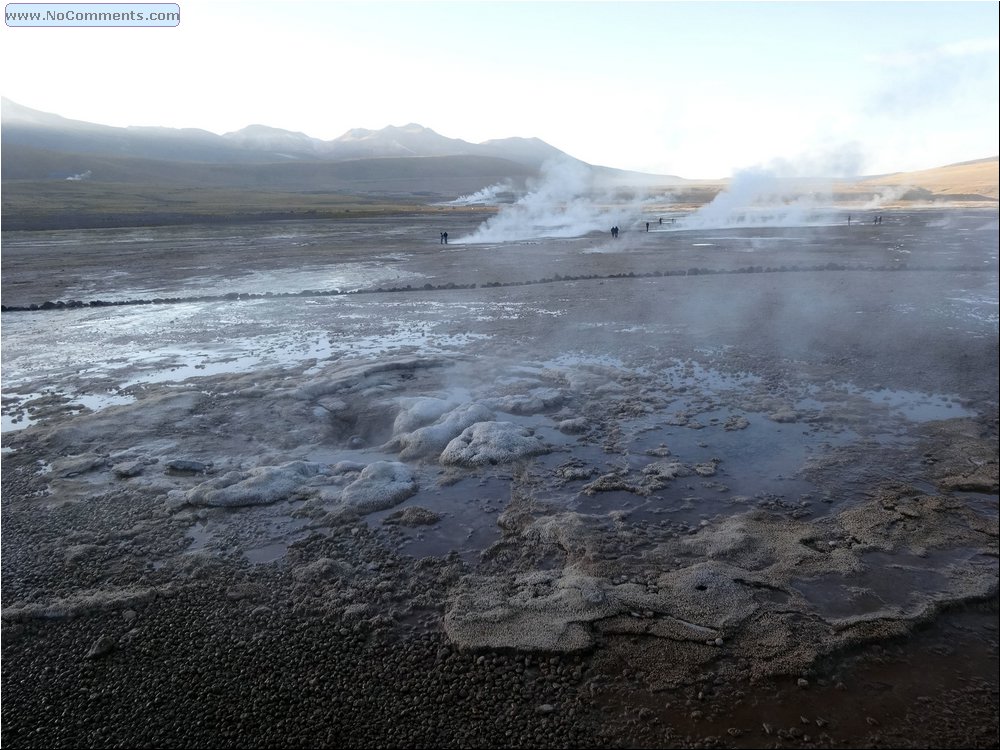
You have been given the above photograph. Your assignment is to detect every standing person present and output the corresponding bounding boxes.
[443,231,448,244]
[646,222,650,232]
[659,217,663,225]
[848,215,852,226]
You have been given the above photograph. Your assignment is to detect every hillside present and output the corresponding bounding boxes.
[860,156,999,201]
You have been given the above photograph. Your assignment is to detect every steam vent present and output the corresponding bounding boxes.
[3,103,998,747]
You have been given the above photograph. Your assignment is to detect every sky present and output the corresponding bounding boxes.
[1,0,998,178]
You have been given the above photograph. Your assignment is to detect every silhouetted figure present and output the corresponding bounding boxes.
[873,216,878,225]
[440,232,448,244]
[848,215,852,226]
[646,222,650,232]
[659,217,663,225]
[611,226,619,239]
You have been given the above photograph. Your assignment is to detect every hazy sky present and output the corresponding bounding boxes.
[2,0,997,178]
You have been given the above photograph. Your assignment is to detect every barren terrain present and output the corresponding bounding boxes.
[2,206,998,748]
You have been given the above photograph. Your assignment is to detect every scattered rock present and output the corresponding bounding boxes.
[53,453,107,478]
[557,417,589,434]
[112,459,146,478]
[85,634,116,659]
[724,415,750,431]
[769,409,799,423]
[165,459,212,474]
[292,557,354,582]
[693,460,720,477]
[383,506,442,526]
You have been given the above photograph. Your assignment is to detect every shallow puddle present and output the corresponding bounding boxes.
[790,548,984,621]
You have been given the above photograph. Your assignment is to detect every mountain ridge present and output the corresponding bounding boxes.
[1,98,611,172]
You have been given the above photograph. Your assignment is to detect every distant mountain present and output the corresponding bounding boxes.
[476,137,570,168]
[2,97,261,163]
[1,98,595,170]
[222,124,330,158]
[325,123,479,160]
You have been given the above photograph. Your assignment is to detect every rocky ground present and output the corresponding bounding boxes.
[2,208,998,748]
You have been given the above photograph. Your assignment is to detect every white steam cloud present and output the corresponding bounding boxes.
[456,159,650,244]
[444,181,513,206]
[678,167,828,229]
[678,147,867,230]
[860,185,911,209]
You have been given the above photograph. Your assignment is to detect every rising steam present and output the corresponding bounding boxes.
[443,181,513,206]
[455,159,649,243]
[677,166,828,229]
[677,147,867,230]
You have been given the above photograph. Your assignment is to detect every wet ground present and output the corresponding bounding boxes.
[1,207,998,748]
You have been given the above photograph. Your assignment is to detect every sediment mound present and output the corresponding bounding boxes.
[440,421,550,466]
[384,402,495,460]
[180,461,328,507]
[340,461,418,512]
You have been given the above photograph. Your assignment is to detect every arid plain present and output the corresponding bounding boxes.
[2,157,998,748]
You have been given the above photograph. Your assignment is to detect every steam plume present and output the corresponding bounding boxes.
[456,159,649,244]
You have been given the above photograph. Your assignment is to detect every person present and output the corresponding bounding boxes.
[848,214,852,226]
[646,222,650,232]
[659,217,663,225]
[440,231,448,244]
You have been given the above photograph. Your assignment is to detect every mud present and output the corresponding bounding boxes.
[2,208,998,748]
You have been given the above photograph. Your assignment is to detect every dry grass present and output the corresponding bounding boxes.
[860,158,999,199]
[0,181,492,230]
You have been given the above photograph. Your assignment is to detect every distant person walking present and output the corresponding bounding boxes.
[848,214,852,226]
[611,226,619,239]
[440,231,448,244]
[659,217,663,225]
[646,222,650,232]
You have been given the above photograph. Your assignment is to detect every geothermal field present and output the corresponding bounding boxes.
[1,193,998,747]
